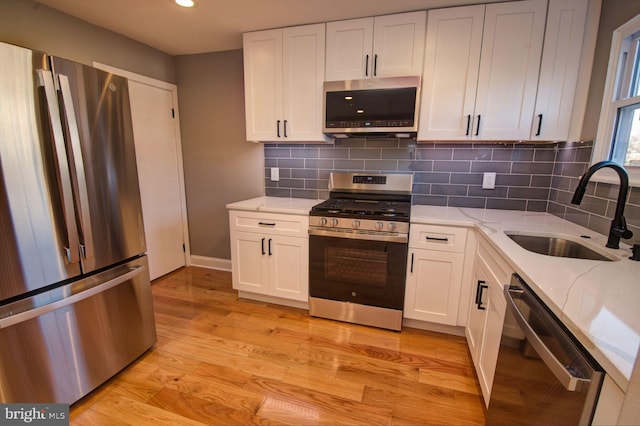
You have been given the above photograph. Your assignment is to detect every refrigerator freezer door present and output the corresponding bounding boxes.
[53,57,146,273]
[0,256,156,404]
[0,42,82,301]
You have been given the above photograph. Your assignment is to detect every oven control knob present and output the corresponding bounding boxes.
[331,218,339,227]
[320,217,328,226]
[388,223,397,231]
[375,221,384,231]
[352,220,361,229]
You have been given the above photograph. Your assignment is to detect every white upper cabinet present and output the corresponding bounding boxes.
[418,5,484,140]
[243,23,328,143]
[530,0,588,141]
[325,11,426,81]
[418,0,548,141]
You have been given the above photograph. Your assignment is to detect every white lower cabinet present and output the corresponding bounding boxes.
[404,225,468,325]
[466,235,512,406]
[229,210,308,303]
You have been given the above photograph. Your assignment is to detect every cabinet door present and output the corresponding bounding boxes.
[243,29,283,141]
[474,0,547,140]
[418,6,484,141]
[325,18,373,81]
[466,262,488,362]
[531,0,587,141]
[372,11,426,78]
[476,281,506,406]
[282,24,326,142]
[230,231,269,294]
[269,235,309,302]
[404,249,464,325]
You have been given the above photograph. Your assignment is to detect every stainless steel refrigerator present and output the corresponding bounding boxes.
[0,41,157,403]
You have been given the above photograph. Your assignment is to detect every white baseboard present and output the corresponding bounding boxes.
[402,318,466,337]
[189,255,232,271]
[237,291,309,310]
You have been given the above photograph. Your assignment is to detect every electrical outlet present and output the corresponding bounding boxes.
[270,167,279,182]
[482,172,496,189]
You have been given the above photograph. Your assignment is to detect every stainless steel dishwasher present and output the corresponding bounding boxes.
[486,274,604,425]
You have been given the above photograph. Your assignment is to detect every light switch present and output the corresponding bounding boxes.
[270,167,279,181]
[482,172,496,189]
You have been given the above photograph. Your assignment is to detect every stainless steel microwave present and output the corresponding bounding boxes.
[322,76,420,138]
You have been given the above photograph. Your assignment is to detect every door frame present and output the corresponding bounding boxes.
[93,62,191,270]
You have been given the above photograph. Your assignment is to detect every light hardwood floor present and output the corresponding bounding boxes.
[70,267,486,425]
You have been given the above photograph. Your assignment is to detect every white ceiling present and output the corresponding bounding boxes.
[34,0,494,56]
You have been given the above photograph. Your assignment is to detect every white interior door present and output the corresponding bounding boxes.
[128,80,187,279]
[93,62,189,280]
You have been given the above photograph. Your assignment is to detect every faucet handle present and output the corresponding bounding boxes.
[612,216,634,240]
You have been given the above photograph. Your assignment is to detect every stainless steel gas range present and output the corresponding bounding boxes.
[308,172,413,331]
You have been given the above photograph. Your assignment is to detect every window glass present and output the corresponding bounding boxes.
[612,102,640,167]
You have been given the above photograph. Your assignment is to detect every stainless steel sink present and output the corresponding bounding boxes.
[504,232,617,261]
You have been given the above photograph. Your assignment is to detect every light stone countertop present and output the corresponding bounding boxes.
[227,197,640,391]
[226,196,321,215]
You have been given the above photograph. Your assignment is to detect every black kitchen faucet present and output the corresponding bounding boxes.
[571,161,633,249]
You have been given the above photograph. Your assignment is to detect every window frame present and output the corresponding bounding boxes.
[592,13,640,185]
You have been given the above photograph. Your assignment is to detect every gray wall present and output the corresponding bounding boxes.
[175,50,264,259]
[0,0,175,83]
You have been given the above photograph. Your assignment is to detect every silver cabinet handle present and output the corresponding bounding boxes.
[58,74,94,266]
[504,285,591,392]
[38,69,80,265]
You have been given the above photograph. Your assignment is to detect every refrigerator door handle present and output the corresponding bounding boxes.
[0,265,145,329]
[38,69,80,265]
[58,74,94,265]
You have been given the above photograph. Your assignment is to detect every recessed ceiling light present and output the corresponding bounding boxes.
[175,0,196,7]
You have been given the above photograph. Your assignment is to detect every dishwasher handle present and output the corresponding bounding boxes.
[504,285,591,392]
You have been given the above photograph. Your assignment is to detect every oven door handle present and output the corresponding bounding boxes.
[309,228,408,243]
[504,285,591,392]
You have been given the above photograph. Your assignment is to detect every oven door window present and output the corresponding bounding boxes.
[309,235,407,310]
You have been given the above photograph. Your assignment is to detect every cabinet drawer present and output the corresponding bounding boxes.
[229,210,309,237]
[409,224,467,253]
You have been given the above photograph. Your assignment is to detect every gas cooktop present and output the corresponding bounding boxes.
[310,198,410,220]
